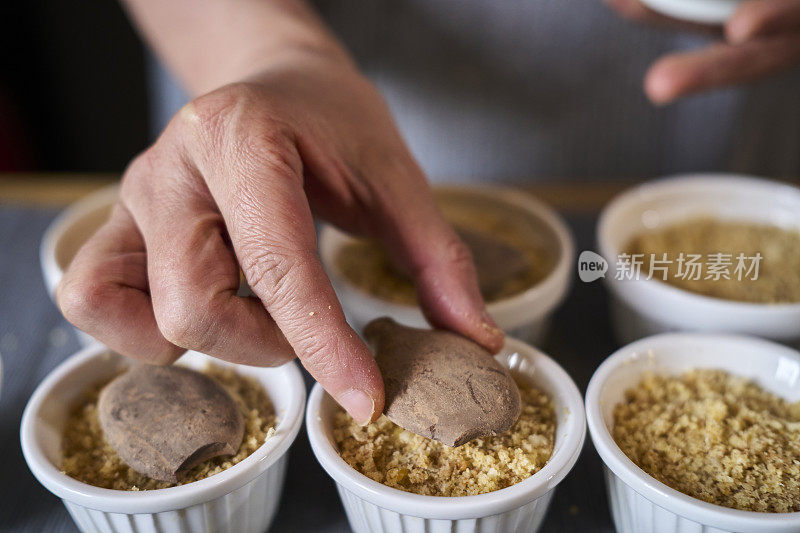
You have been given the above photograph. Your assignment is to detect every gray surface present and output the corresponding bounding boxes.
[0,205,616,532]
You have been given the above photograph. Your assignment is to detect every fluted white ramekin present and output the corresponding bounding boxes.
[598,174,800,348]
[40,184,118,347]
[319,185,574,346]
[21,344,306,533]
[586,332,800,533]
[638,0,742,23]
[307,336,586,533]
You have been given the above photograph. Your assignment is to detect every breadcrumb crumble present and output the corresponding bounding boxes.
[336,208,552,305]
[333,384,555,497]
[625,218,800,303]
[613,369,800,512]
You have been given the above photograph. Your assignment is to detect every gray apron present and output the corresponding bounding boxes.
[149,0,800,182]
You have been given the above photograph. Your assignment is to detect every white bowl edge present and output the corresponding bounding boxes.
[40,184,119,300]
[586,332,800,532]
[597,173,800,343]
[306,336,586,521]
[319,185,575,334]
[20,344,306,515]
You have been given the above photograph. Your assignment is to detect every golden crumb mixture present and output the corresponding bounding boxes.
[61,365,276,491]
[333,384,555,497]
[625,218,800,303]
[336,215,551,305]
[613,369,800,512]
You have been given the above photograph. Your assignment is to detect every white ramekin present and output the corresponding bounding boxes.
[21,344,306,533]
[586,332,800,533]
[319,185,575,346]
[306,336,586,533]
[638,0,742,23]
[40,184,118,347]
[598,174,800,348]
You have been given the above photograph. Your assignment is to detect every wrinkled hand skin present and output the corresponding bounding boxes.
[605,0,800,103]
[56,51,504,426]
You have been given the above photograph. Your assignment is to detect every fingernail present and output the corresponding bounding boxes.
[481,307,497,326]
[481,309,502,332]
[726,27,748,45]
[338,389,376,425]
[724,13,749,45]
[480,308,505,349]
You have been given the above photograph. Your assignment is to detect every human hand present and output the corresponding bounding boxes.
[606,0,800,103]
[56,50,503,425]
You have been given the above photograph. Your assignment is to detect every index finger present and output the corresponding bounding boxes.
[183,101,384,425]
[727,0,800,43]
[644,34,800,103]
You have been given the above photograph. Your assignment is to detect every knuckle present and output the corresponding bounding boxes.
[411,232,477,284]
[122,150,154,189]
[120,147,167,203]
[240,247,304,302]
[179,82,257,134]
[297,334,342,380]
[356,142,404,173]
[176,83,254,160]
[443,235,475,268]
[124,149,156,179]
[235,124,299,177]
[178,82,301,182]
[232,180,305,238]
[229,137,302,213]
[57,276,113,329]
[154,289,218,352]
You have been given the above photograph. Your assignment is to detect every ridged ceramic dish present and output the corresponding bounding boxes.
[21,345,306,533]
[319,185,574,346]
[598,174,800,348]
[306,336,586,533]
[586,333,800,533]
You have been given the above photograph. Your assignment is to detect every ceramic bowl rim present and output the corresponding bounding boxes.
[585,332,800,531]
[597,174,800,315]
[319,184,575,329]
[306,336,586,520]
[20,344,306,514]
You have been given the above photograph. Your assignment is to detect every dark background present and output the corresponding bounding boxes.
[0,0,148,172]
